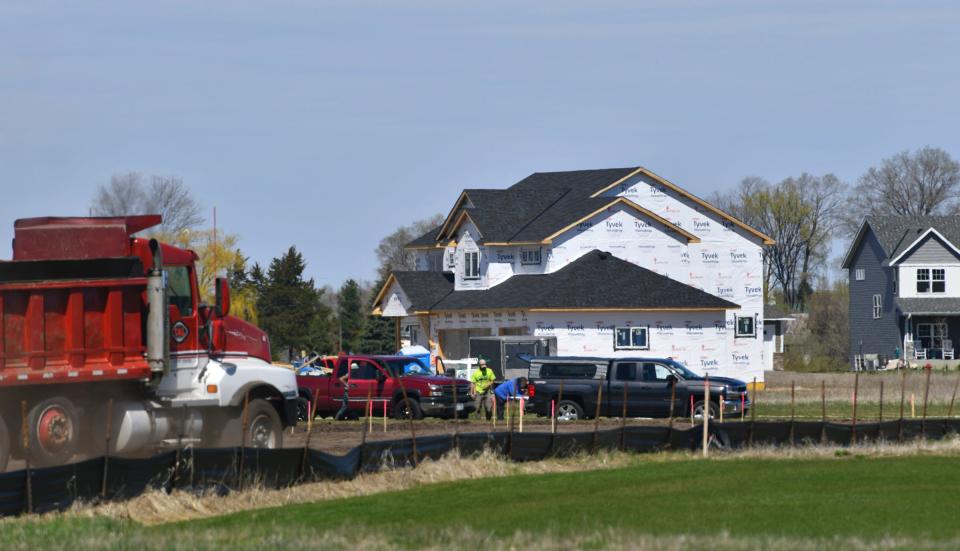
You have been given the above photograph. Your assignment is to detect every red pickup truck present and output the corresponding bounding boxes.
[295,355,474,420]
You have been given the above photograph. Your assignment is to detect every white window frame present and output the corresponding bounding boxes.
[932,268,946,293]
[855,268,865,281]
[872,294,882,319]
[520,247,542,265]
[734,314,756,338]
[463,250,480,280]
[917,322,948,350]
[614,326,649,350]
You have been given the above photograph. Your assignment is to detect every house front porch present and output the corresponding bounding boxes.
[901,314,960,363]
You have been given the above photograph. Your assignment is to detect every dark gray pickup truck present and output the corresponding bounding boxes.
[525,356,750,420]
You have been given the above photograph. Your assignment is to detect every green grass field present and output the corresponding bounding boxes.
[4,453,960,550]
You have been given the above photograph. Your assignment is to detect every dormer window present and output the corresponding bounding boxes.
[917,268,945,293]
[520,247,542,265]
[464,251,480,279]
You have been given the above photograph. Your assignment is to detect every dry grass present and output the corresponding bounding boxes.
[762,369,960,404]
[1,435,949,527]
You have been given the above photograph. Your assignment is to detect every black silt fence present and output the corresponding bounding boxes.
[2,418,959,518]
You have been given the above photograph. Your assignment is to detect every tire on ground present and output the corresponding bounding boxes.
[692,400,719,420]
[27,397,80,467]
[393,398,423,420]
[556,400,585,421]
[244,399,284,449]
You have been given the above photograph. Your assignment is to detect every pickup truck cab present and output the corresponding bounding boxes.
[526,356,750,421]
[296,355,474,420]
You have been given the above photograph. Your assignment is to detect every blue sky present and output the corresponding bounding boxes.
[2,1,958,286]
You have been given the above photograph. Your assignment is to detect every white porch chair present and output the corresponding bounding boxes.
[913,340,927,360]
[944,340,955,361]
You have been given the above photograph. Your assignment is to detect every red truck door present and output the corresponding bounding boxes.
[344,359,390,412]
[166,264,200,361]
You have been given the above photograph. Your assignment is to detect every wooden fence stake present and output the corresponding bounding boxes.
[591,384,603,453]
[395,373,418,467]
[921,368,931,438]
[948,372,960,418]
[852,372,859,445]
[748,377,756,448]
[820,379,826,445]
[300,398,314,480]
[899,371,906,443]
[383,400,387,432]
[507,394,516,459]
[101,398,114,499]
[702,376,709,458]
[367,388,373,434]
[879,380,884,423]
[788,381,795,446]
[911,393,916,419]
[21,400,31,514]
[238,390,250,489]
[620,379,628,451]
[689,395,695,425]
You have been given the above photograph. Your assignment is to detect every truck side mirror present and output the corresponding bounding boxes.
[215,277,230,317]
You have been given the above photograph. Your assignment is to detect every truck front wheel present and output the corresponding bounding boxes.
[28,397,80,467]
[692,400,719,420]
[0,415,9,472]
[245,399,283,449]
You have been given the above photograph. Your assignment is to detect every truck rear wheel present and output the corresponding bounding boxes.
[556,400,584,421]
[393,398,423,420]
[0,415,9,472]
[28,397,80,467]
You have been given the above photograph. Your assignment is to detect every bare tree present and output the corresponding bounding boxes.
[713,173,847,310]
[90,172,204,236]
[91,172,146,217]
[842,147,960,234]
[374,213,444,280]
[143,175,204,236]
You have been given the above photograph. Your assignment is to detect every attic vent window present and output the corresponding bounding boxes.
[520,247,542,265]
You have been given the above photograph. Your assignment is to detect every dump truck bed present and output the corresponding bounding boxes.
[0,258,152,387]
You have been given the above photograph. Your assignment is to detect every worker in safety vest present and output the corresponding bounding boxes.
[470,358,497,420]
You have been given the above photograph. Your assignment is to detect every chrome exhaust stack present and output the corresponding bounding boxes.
[146,239,169,375]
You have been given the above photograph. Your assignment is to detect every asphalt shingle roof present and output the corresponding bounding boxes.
[391,271,454,311]
[406,167,641,247]
[897,297,960,315]
[386,250,739,312]
[866,215,960,260]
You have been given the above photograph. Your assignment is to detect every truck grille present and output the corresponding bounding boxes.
[442,384,472,400]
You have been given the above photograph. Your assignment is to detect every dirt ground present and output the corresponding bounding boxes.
[286,414,679,454]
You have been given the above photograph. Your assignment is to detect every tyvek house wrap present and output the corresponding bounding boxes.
[407,172,767,383]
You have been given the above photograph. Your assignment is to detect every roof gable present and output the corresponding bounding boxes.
[890,228,960,265]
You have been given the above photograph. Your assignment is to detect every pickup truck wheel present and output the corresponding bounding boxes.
[393,398,423,420]
[0,415,9,472]
[28,397,80,467]
[692,400,719,421]
[296,397,313,423]
[246,399,283,449]
[556,400,584,422]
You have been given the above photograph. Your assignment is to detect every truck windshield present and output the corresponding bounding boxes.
[381,358,433,376]
[667,360,700,379]
[167,266,194,316]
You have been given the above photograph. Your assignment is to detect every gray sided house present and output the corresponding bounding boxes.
[842,216,960,368]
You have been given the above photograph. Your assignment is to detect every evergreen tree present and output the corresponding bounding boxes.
[359,274,397,354]
[337,279,365,353]
[257,246,322,360]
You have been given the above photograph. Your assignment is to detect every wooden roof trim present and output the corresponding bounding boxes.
[435,191,471,241]
[444,210,483,241]
[370,273,397,313]
[541,197,701,244]
[589,167,776,245]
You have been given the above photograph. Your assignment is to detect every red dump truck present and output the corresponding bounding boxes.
[0,215,298,471]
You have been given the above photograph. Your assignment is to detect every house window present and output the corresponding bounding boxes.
[445,250,456,270]
[520,247,542,265]
[872,294,882,319]
[427,253,443,272]
[855,268,865,281]
[614,326,649,350]
[917,323,948,350]
[734,314,756,338]
[917,268,945,293]
[463,251,480,279]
